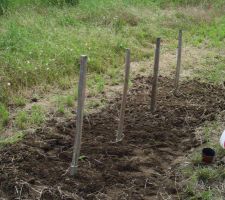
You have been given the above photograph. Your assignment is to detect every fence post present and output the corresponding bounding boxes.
[116,49,131,142]
[150,38,161,112]
[174,30,183,94]
[71,55,87,176]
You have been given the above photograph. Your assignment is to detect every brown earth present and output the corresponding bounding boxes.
[0,76,225,200]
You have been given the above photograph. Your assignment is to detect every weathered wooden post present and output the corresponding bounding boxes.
[116,49,131,142]
[174,30,183,94]
[150,38,161,112]
[71,55,87,176]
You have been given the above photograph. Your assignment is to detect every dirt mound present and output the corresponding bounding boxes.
[1,76,225,200]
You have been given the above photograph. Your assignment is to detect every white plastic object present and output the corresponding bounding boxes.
[219,130,225,149]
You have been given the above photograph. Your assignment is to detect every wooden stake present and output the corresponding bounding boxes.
[71,55,87,176]
[150,38,161,112]
[174,30,183,94]
[116,49,131,142]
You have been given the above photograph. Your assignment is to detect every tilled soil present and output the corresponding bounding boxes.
[0,76,225,200]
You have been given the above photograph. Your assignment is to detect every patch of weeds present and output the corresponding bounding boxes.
[73,88,78,100]
[30,105,45,126]
[86,99,105,110]
[57,104,66,115]
[65,95,74,107]
[0,103,9,130]
[197,120,221,144]
[182,165,225,199]
[95,75,105,94]
[198,190,214,200]
[13,96,26,107]
[54,95,74,115]
[15,111,29,129]
[58,15,80,27]
[87,74,105,96]
[107,68,122,86]
[56,95,75,108]
[0,0,8,15]
[189,15,225,48]
[201,63,225,84]
[196,167,218,183]
[48,0,79,7]
[15,105,45,129]
[0,131,24,147]
[191,152,202,166]
[58,77,73,90]
[214,144,225,158]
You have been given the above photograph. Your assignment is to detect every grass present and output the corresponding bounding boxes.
[182,165,225,199]
[15,111,29,129]
[87,74,106,96]
[0,131,24,147]
[0,0,224,105]
[15,105,45,129]
[181,119,225,199]
[13,96,26,107]
[0,103,9,129]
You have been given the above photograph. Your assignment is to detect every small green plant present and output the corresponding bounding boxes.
[30,105,45,125]
[79,155,87,161]
[0,103,9,129]
[13,96,26,107]
[56,95,75,108]
[65,95,74,107]
[15,111,29,129]
[198,190,213,200]
[57,104,65,114]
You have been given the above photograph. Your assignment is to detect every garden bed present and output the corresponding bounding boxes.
[1,76,225,200]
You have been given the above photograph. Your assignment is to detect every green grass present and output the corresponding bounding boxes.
[0,103,9,129]
[30,105,45,125]
[182,165,225,199]
[87,74,106,96]
[0,0,224,105]
[0,131,24,147]
[15,105,45,129]
[15,111,29,129]
[181,120,225,199]
[13,96,26,107]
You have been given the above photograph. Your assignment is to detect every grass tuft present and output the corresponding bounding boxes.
[0,103,9,129]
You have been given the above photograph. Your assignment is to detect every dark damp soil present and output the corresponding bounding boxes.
[0,76,225,200]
